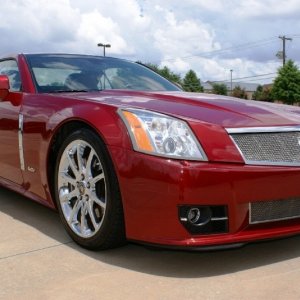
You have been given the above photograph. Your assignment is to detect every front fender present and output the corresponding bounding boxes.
[21,94,132,207]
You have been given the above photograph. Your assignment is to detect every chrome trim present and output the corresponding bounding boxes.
[240,160,300,167]
[18,114,25,171]
[210,217,228,221]
[180,217,228,222]
[250,215,300,224]
[226,126,300,134]
[227,134,248,163]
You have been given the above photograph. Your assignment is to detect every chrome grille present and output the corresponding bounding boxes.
[250,197,300,224]
[228,128,300,166]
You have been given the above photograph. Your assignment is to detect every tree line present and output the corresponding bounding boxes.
[253,60,300,105]
[144,60,300,105]
[144,63,204,92]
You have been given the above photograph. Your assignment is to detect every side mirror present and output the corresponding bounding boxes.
[0,75,10,100]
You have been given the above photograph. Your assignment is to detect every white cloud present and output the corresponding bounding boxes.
[152,8,220,61]
[234,0,300,18]
[0,0,299,85]
[77,10,130,55]
[163,56,280,84]
[0,0,80,53]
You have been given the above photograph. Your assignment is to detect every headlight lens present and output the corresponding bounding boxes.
[119,108,207,161]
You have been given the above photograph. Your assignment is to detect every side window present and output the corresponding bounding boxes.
[0,60,21,92]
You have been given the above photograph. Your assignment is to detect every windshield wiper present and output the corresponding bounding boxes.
[49,89,102,93]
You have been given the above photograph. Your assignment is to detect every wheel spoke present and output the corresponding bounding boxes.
[87,201,99,230]
[86,148,96,174]
[60,189,78,203]
[68,199,82,225]
[80,204,87,233]
[91,192,106,209]
[77,144,84,173]
[67,151,80,179]
[90,173,104,185]
[60,172,77,186]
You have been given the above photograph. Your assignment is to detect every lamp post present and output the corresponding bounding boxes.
[97,43,111,56]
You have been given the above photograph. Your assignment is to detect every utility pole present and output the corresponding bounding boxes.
[278,35,292,66]
[230,69,233,95]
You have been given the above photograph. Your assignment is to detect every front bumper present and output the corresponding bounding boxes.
[109,146,300,248]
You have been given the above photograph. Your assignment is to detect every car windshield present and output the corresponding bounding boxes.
[25,54,181,93]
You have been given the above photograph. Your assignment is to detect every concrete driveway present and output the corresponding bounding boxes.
[1,187,300,300]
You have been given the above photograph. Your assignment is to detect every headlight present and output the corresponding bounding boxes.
[118,108,207,161]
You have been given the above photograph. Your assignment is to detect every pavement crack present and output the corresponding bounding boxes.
[0,240,74,261]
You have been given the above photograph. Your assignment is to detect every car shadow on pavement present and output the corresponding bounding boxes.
[1,187,300,278]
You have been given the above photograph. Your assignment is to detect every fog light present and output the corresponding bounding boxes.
[187,206,211,226]
[187,208,201,224]
[179,205,229,235]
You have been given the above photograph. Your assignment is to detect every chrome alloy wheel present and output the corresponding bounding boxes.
[57,139,106,238]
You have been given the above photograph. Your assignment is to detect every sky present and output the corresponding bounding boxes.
[1,0,300,84]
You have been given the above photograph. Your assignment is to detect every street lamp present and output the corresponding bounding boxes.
[97,43,111,56]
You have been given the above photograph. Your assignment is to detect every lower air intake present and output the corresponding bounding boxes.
[179,205,228,235]
[250,197,300,224]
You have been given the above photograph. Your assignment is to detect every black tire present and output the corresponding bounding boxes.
[54,128,126,250]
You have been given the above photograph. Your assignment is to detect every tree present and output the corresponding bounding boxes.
[252,85,263,100]
[253,85,273,102]
[212,83,228,95]
[271,60,300,104]
[232,85,248,99]
[182,70,203,92]
[143,63,182,85]
[160,66,182,85]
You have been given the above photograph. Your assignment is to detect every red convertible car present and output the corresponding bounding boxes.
[1,53,300,250]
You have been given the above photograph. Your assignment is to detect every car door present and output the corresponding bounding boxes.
[0,59,23,185]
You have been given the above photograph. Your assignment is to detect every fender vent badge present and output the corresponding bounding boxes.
[27,166,36,173]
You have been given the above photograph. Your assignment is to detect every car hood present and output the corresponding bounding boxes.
[68,90,300,128]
